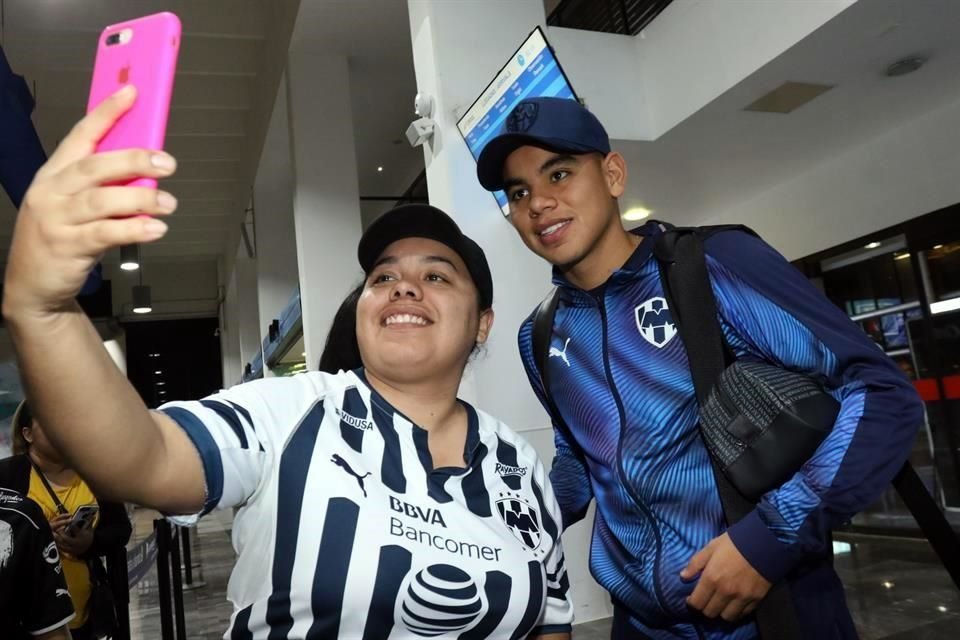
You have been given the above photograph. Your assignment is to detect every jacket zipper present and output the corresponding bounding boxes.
[597,297,671,617]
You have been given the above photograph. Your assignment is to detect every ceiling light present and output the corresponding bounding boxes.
[864,241,882,250]
[623,207,652,222]
[931,297,960,315]
[937,605,948,613]
[882,581,894,589]
[120,244,140,271]
[933,244,944,250]
[154,370,163,375]
[132,285,152,314]
[377,166,383,172]
[894,252,910,260]
[156,382,166,386]
[885,55,927,78]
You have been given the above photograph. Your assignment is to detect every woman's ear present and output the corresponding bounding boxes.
[475,309,495,345]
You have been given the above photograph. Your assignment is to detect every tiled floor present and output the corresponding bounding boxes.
[127,508,235,640]
[124,512,958,639]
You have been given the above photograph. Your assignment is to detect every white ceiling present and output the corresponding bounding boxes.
[5,0,955,284]
[617,0,960,227]
[288,0,425,220]
[0,0,426,274]
[0,0,273,266]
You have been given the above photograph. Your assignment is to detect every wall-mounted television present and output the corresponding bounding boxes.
[457,27,578,216]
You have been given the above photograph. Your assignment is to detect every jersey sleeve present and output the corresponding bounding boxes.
[704,231,924,583]
[526,445,574,635]
[518,315,594,530]
[159,373,335,524]
[15,499,76,635]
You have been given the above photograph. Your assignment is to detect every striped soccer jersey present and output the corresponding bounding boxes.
[161,369,572,639]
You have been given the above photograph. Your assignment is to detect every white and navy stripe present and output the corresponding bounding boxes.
[161,369,572,639]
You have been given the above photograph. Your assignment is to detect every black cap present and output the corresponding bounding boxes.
[477,96,611,191]
[357,204,493,310]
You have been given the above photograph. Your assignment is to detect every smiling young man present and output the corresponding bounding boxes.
[475,97,923,639]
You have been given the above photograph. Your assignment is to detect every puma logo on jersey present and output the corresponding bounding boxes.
[635,297,677,348]
[335,407,374,431]
[548,337,571,367]
[331,454,371,497]
[495,463,527,478]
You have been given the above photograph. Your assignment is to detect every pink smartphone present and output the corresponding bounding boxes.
[87,12,181,190]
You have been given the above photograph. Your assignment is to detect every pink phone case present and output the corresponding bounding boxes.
[87,12,181,190]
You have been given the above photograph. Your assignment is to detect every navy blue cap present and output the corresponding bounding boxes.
[358,204,494,310]
[476,97,610,191]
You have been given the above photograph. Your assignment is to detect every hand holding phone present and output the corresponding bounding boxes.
[64,505,99,537]
[87,12,181,191]
[3,13,181,320]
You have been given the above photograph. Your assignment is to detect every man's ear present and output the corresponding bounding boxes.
[603,152,627,199]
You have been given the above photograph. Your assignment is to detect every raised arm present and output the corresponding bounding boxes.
[2,86,204,514]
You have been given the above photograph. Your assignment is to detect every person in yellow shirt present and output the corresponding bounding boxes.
[1,401,132,640]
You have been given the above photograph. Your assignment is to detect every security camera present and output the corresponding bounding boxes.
[414,93,434,118]
[406,116,435,148]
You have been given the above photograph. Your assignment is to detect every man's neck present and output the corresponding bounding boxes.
[564,224,642,291]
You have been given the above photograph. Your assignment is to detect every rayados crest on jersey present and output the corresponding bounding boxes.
[635,296,677,348]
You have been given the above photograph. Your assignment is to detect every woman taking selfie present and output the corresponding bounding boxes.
[2,89,572,639]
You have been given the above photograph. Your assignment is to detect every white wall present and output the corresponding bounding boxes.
[548,27,650,140]
[286,53,365,368]
[694,90,960,260]
[549,0,856,142]
[255,73,300,359]
[408,0,614,623]
[636,0,856,137]
[220,258,242,387]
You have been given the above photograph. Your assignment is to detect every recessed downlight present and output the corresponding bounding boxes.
[623,207,652,222]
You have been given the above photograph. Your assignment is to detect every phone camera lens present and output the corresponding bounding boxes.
[106,33,121,46]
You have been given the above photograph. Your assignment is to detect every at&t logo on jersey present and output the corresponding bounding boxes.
[399,564,483,637]
[496,495,541,552]
[635,296,677,348]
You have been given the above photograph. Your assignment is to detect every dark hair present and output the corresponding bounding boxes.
[318,283,364,374]
[11,400,33,455]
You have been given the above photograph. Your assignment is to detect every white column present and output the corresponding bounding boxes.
[286,53,364,369]
[254,73,299,376]
[235,248,263,373]
[408,0,611,623]
[219,257,242,387]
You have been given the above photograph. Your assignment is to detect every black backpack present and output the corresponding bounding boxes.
[531,224,960,639]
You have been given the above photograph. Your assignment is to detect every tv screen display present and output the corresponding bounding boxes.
[458,27,578,216]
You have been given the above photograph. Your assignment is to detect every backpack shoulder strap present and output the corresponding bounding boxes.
[530,288,585,460]
[532,287,561,389]
[653,224,803,640]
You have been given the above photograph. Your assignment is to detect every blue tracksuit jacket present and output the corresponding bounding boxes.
[517,222,923,639]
